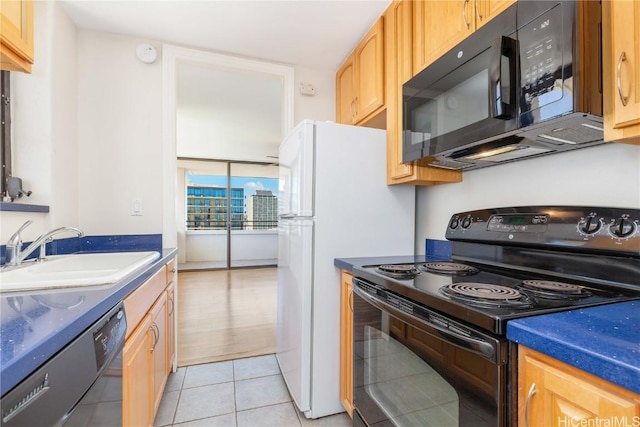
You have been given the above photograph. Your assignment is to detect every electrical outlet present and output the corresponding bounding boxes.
[132,199,143,216]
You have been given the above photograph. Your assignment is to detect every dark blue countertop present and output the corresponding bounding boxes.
[507,300,640,394]
[0,248,177,397]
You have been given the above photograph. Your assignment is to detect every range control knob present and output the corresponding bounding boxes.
[449,216,460,230]
[578,215,602,235]
[461,217,472,229]
[608,217,637,238]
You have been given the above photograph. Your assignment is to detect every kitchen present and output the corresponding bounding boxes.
[1,0,639,426]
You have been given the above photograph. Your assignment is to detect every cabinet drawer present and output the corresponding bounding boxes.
[166,258,176,285]
[124,265,167,338]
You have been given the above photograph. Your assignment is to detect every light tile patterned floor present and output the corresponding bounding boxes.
[154,354,352,427]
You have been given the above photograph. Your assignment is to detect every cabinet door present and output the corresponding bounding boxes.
[0,0,33,72]
[475,0,515,30]
[603,0,640,144]
[150,291,168,415]
[336,58,356,125]
[355,18,384,121]
[385,0,463,186]
[166,280,176,375]
[413,0,473,75]
[339,270,354,417]
[518,346,640,427]
[385,0,415,181]
[165,258,176,373]
[123,314,153,427]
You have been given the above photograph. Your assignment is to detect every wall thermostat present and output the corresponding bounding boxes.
[136,43,157,64]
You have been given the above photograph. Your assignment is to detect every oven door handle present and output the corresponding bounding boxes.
[354,285,496,361]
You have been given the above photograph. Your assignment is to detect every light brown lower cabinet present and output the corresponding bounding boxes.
[166,280,176,376]
[122,259,176,427]
[150,291,168,416]
[518,346,640,427]
[166,257,177,375]
[123,312,153,426]
[339,270,354,418]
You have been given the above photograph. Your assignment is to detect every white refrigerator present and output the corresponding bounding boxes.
[276,120,416,419]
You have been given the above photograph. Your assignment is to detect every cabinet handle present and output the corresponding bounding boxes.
[168,296,175,316]
[354,96,358,117]
[524,382,537,427]
[616,51,629,106]
[475,0,483,21]
[463,0,470,29]
[348,289,354,313]
[150,323,159,353]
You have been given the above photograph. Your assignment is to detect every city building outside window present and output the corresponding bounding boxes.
[185,172,278,230]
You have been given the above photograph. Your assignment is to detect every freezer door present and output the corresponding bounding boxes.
[278,121,315,217]
[276,218,314,412]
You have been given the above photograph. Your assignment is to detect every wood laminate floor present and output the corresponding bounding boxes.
[177,267,277,367]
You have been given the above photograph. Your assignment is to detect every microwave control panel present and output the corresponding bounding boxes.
[518,3,567,117]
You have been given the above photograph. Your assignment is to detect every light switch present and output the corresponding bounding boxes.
[132,199,143,216]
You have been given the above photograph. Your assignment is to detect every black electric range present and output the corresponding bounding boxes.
[351,206,640,427]
[352,206,640,335]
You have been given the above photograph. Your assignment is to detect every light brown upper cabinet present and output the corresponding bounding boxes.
[384,0,462,185]
[412,0,515,75]
[0,0,34,73]
[336,18,385,125]
[603,0,640,144]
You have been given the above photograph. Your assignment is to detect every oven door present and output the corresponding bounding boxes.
[352,279,508,427]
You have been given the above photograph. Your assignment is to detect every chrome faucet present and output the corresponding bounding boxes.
[5,222,85,267]
[5,220,34,266]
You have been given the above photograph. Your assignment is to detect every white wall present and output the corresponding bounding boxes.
[185,231,278,263]
[2,3,335,247]
[415,142,640,252]
[293,66,336,124]
[1,1,78,243]
[77,34,333,240]
[76,30,164,236]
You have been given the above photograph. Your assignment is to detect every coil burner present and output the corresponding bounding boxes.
[376,264,420,280]
[520,280,591,300]
[440,282,533,308]
[421,262,479,276]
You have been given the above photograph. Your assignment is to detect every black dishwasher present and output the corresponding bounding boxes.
[1,302,126,427]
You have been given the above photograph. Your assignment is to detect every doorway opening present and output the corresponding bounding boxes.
[161,44,294,249]
[162,45,293,366]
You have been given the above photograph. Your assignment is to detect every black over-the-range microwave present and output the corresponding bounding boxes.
[403,0,603,170]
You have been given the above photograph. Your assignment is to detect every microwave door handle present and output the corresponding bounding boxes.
[491,35,518,119]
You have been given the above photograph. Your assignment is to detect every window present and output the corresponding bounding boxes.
[185,170,278,231]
